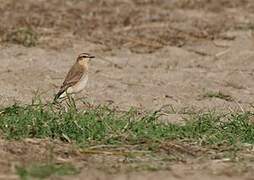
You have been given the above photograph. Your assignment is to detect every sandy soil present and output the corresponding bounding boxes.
[1,0,254,179]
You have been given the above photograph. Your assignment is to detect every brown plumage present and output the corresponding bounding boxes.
[54,53,95,101]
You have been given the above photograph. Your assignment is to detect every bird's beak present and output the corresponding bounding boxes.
[89,55,95,59]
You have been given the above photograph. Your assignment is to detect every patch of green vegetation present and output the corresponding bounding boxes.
[16,163,78,180]
[203,91,234,101]
[4,27,38,47]
[0,102,254,147]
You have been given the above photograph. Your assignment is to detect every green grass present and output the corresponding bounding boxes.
[16,163,79,180]
[1,102,254,178]
[0,102,254,146]
[4,27,38,47]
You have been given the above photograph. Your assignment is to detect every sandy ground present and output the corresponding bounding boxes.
[1,0,254,179]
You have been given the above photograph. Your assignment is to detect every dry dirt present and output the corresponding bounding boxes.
[1,0,254,179]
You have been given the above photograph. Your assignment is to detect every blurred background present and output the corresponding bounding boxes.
[1,0,253,51]
[2,1,254,179]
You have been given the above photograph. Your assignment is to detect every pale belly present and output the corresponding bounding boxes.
[67,75,88,94]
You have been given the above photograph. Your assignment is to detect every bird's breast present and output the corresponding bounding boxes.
[69,75,88,93]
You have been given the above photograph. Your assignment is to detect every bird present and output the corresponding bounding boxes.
[54,53,95,101]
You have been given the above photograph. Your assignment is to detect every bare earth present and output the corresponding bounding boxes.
[1,0,254,179]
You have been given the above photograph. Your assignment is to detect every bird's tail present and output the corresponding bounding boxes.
[53,90,64,102]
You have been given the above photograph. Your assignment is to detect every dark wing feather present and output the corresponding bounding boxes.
[54,63,84,100]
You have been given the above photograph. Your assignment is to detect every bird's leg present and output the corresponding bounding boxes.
[66,93,77,111]
[70,96,77,111]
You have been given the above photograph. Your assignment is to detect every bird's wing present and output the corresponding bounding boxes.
[61,63,86,91]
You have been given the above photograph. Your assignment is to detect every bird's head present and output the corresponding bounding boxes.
[77,53,95,63]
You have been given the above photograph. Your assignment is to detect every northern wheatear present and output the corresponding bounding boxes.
[54,53,95,101]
